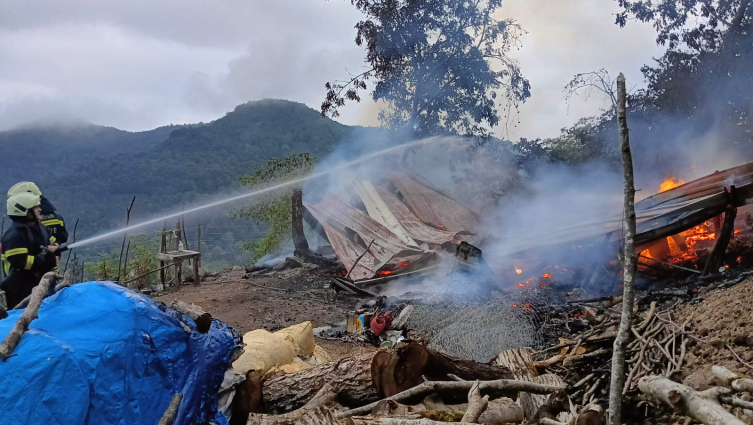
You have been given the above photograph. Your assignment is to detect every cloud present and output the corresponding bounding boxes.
[499,0,664,140]
[0,0,662,138]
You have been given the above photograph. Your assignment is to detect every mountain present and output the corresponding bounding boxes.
[0,99,381,268]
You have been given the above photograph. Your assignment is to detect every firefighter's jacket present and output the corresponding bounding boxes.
[40,196,68,245]
[1,218,57,308]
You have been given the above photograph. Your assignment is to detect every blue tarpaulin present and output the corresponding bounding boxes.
[0,281,239,425]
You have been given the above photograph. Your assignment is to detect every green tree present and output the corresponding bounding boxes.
[322,0,530,137]
[85,252,118,281]
[233,153,317,264]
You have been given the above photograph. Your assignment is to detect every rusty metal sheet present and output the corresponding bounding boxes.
[497,161,753,257]
[303,194,425,280]
[637,161,753,212]
[373,185,459,245]
[387,170,479,234]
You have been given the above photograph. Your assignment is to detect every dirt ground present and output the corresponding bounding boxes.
[672,276,753,389]
[152,270,370,360]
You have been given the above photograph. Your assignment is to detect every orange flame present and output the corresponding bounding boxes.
[659,177,685,193]
[542,273,551,279]
[518,283,525,288]
[514,267,523,275]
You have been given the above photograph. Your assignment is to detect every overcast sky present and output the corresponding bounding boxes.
[0,0,663,140]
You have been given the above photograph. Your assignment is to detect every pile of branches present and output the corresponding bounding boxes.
[532,295,753,424]
[233,342,593,425]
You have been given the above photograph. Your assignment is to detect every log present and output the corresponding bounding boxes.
[246,384,338,425]
[335,378,565,419]
[346,417,464,425]
[638,375,745,425]
[530,390,569,425]
[158,393,183,425]
[170,300,212,333]
[421,394,524,424]
[374,343,513,398]
[461,381,488,423]
[262,351,380,413]
[233,370,266,423]
[0,272,56,360]
[478,397,525,424]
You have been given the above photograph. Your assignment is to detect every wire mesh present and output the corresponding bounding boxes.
[397,273,557,362]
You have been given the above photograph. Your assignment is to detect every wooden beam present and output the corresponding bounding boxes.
[703,187,738,276]
[292,189,310,255]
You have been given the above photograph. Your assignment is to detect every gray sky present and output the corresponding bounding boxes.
[0,0,662,139]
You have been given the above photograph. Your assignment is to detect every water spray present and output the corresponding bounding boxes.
[68,137,455,249]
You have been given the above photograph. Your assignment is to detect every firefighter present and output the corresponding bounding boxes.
[7,182,68,245]
[1,193,58,308]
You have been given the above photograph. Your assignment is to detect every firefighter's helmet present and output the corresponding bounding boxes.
[7,181,42,198]
[7,193,41,217]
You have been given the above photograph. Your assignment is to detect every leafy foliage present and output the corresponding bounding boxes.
[322,0,530,137]
[615,0,751,52]
[232,153,317,263]
[542,0,753,178]
[83,234,170,286]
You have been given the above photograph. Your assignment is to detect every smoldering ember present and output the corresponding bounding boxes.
[6,1,753,425]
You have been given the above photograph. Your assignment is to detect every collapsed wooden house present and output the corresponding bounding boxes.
[297,160,753,286]
[300,169,482,281]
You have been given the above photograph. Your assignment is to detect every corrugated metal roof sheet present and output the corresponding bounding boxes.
[303,194,426,280]
[387,170,479,235]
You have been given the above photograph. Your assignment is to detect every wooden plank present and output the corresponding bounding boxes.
[157,251,200,263]
[332,277,377,297]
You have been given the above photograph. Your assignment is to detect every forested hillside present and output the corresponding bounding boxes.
[0,99,380,268]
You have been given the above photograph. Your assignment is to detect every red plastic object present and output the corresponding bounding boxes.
[370,311,393,336]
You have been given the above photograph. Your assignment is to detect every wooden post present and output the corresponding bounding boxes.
[703,186,738,276]
[197,224,202,271]
[609,73,637,425]
[292,189,309,255]
[193,254,200,286]
[159,228,167,289]
[173,221,182,287]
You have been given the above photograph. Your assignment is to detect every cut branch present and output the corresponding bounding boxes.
[0,272,57,360]
[461,381,488,423]
[335,379,565,420]
[608,72,637,425]
[158,393,183,425]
